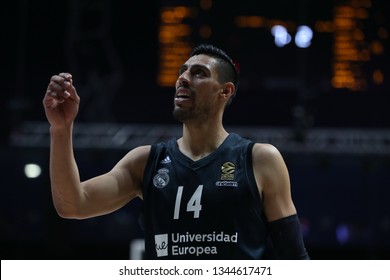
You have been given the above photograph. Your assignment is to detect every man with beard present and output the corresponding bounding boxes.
[43,44,309,260]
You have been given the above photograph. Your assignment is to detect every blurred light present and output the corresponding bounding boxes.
[372,69,384,85]
[299,217,311,237]
[355,7,368,19]
[200,0,212,10]
[158,6,192,87]
[336,224,350,245]
[271,25,291,47]
[199,25,212,39]
[235,16,264,28]
[352,29,365,41]
[295,25,313,48]
[359,49,370,61]
[24,163,42,178]
[314,20,334,33]
[378,27,388,39]
[370,41,384,55]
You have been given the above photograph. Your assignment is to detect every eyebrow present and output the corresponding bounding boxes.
[178,63,211,74]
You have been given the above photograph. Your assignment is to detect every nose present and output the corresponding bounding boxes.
[177,70,190,88]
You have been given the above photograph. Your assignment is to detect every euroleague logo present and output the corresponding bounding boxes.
[216,161,238,187]
[221,162,235,180]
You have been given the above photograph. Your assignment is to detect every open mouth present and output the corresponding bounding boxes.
[175,88,191,100]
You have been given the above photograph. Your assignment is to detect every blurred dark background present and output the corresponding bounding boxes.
[1,0,389,260]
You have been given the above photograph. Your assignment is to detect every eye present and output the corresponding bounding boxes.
[178,67,187,75]
[193,68,206,77]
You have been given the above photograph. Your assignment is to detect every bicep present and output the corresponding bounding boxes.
[253,144,297,222]
[78,145,150,218]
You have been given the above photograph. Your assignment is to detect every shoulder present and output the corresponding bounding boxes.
[124,145,152,161]
[115,145,152,175]
[252,143,284,165]
[252,143,296,221]
[118,140,173,171]
[251,143,290,192]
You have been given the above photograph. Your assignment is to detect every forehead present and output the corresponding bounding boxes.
[183,54,219,70]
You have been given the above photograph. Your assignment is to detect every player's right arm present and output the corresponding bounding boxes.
[43,73,149,219]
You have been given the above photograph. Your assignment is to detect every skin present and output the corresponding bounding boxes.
[43,54,297,222]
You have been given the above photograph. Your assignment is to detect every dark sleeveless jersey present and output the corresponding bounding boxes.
[141,133,269,259]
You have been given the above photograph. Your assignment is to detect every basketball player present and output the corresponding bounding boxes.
[43,44,309,259]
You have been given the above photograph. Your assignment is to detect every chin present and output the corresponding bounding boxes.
[173,108,190,122]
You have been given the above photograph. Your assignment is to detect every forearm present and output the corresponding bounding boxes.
[268,214,310,260]
[49,125,83,218]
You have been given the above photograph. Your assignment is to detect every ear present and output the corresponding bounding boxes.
[222,82,235,97]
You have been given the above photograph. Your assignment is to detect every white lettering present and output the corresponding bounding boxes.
[172,245,217,256]
[171,231,238,243]
[215,181,238,187]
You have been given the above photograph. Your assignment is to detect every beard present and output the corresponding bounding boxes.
[172,106,196,123]
[172,103,211,124]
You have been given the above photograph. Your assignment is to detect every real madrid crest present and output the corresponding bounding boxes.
[153,168,170,188]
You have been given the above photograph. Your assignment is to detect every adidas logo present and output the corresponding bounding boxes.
[160,156,171,164]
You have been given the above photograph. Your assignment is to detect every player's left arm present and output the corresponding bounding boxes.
[252,143,309,259]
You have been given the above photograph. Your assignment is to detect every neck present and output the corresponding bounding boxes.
[178,122,229,161]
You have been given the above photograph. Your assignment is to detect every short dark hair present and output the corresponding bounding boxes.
[190,44,239,104]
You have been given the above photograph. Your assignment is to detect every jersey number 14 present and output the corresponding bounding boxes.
[173,185,203,219]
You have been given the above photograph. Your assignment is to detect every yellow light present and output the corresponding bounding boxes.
[200,0,212,10]
[372,70,384,85]
[199,25,212,39]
